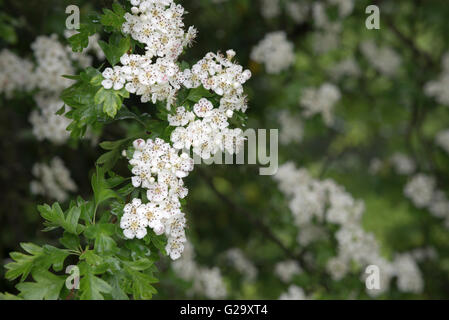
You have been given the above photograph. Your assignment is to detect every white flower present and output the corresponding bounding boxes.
[30,157,77,202]
[260,0,280,19]
[147,182,169,202]
[391,153,416,175]
[279,285,307,300]
[171,241,228,298]
[404,174,436,208]
[393,254,424,294]
[278,110,304,145]
[435,129,449,154]
[137,203,164,232]
[123,198,143,216]
[300,83,341,126]
[360,40,401,77]
[102,67,126,90]
[225,248,258,281]
[329,58,361,80]
[168,107,195,126]
[120,212,147,239]
[251,31,295,74]
[0,49,35,97]
[166,236,186,260]
[273,162,417,294]
[425,52,449,106]
[326,257,348,281]
[193,98,214,118]
[275,260,302,283]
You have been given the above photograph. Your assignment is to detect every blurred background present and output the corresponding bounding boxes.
[1,0,449,299]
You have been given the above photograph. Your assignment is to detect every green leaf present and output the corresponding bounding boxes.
[0,292,23,300]
[97,149,121,172]
[79,263,112,300]
[91,166,119,206]
[60,232,80,251]
[187,86,214,103]
[61,67,106,139]
[98,34,130,66]
[5,243,70,282]
[94,87,129,118]
[42,245,70,272]
[65,206,82,234]
[100,3,126,31]
[5,243,43,281]
[124,258,154,271]
[126,268,158,300]
[110,275,129,300]
[84,223,117,254]
[68,22,101,52]
[16,270,65,300]
[38,203,82,234]
[146,230,167,256]
[55,104,66,115]
[80,249,103,266]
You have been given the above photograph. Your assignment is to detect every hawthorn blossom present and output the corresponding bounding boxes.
[121,138,194,259]
[404,174,436,208]
[300,83,341,126]
[172,241,227,298]
[251,31,295,74]
[30,157,77,202]
[274,162,424,295]
[279,285,307,300]
[360,40,401,77]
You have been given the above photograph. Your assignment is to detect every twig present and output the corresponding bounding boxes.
[197,168,299,261]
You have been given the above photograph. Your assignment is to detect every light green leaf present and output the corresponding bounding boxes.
[16,270,65,300]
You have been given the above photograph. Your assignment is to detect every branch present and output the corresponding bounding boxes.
[197,168,300,261]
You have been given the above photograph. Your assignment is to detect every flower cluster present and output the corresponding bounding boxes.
[100,0,197,107]
[425,52,449,105]
[120,138,194,259]
[275,260,302,283]
[278,285,307,300]
[390,152,416,176]
[105,1,251,162]
[328,57,361,81]
[30,157,77,202]
[404,174,436,208]
[360,40,402,77]
[251,31,295,74]
[170,51,251,159]
[172,241,227,299]
[404,173,449,228]
[0,49,35,98]
[259,0,310,24]
[1,33,101,146]
[274,162,424,296]
[31,34,76,94]
[29,94,71,145]
[278,110,304,145]
[224,248,258,282]
[260,0,280,20]
[300,83,341,126]
[393,253,424,294]
[111,1,251,261]
[435,129,449,154]
[311,1,348,54]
